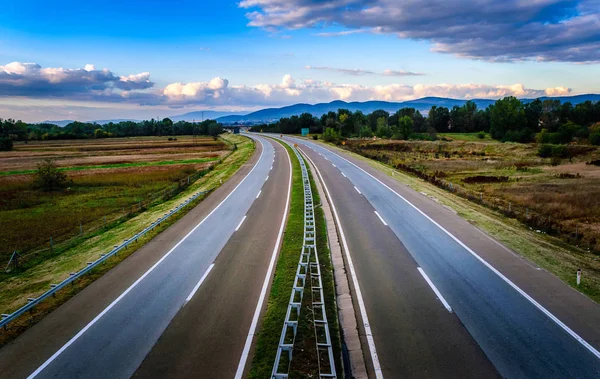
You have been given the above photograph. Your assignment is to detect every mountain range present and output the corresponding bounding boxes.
[43,94,600,126]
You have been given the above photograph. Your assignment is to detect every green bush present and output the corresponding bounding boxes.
[551,145,569,158]
[33,159,69,191]
[322,127,341,144]
[0,137,13,151]
[477,131,485,139]
[590,132,600,146]
[312,135,318,140]
[538,144,552,158]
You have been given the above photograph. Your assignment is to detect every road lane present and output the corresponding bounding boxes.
[133,137,291,378]
[285,135,600,378]
[0,135,276,379]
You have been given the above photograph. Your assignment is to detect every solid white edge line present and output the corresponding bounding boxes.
[296,143,384,379]
[417,267,452,313]
[235,215,247,232]
[28,138,269,379]
[301,139,600,361]
[185,264,215,303]
[234,138,293,379]
[256,190,262,199]
[374,211,388,227]
[265,175,269,181]
[354,186,362,195]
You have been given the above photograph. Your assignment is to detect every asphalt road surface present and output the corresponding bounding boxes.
[0,135,291,379]
[275,134,600,379]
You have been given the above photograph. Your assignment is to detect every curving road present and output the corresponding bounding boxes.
[274,134,600,379]
[0,135,291,379]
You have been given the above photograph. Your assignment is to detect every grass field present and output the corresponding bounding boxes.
[0,133,254,342]
[0,136,231,266]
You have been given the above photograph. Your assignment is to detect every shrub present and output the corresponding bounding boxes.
[477,131,485,139]
[538,144,553,158]
[0,137,13,151]
[590,132,600,146]
[322,127,341,144]
[33,159,69,191]
[551,145,569,158]
[312,135,318,140]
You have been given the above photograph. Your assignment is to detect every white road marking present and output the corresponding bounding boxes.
[374,211,388,226]
[256,190,262,199]
[265,175,269,181]
[270,165,273,171]
[300,139,600,361]
[185,264,215,303]
[28,139,269,379]
[235,138,293,379]
[354,186,362,195]
[297,146,384,379]
[332,163,336,168]
[342,172,347,178]
[235,215,247,232]
[417,267,452,313]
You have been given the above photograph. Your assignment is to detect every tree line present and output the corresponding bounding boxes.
[0,118,224,150]
[249,97,600,145]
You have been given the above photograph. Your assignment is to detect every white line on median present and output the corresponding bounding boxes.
[298,138,600,361]
[417,267,452,313]
[235,215,247,232]
[374,211,388,226]
[27,138,269,379]
[297,145,384,379]
[185,264,215,303]
[235,138,293,379]
[354,186,362,195]
[256,190,262,199]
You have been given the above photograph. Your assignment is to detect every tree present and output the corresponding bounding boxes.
[398,116,413,140]
[0,137,13,151]
[489,96,528,141]
[375,117,391,138]
[34,159,69,191]
[322,127,341,143]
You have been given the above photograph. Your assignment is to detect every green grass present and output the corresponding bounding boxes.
[438,132,495,142]
[0,157,220,176]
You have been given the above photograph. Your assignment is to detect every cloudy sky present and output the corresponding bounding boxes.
[1,0,598,122]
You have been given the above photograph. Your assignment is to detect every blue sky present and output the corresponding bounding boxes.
[0,0,598,122]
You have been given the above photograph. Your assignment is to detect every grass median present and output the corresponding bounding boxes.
[249,138,341,378]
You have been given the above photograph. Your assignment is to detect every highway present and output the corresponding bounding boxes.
[0,135,291,379]
[275,135,600,378]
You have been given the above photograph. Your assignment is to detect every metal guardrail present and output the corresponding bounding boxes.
[0,188,210,330]
[272,143,336,378]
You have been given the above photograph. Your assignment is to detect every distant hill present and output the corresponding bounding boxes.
[171,110,247,122]
[41,119,138,127]
[214,94,600,124]
[41,94,600,126]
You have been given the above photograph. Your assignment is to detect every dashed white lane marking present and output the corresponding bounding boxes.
[256,190,261,199]
[374,211,388,226]
[185,264,215,303]
[235,215,247,232]
[354,186,362,195]
[417,267,453,313]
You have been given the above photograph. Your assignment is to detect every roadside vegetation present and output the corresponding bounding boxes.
[249,139,341,378]
[0,133,254,344]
